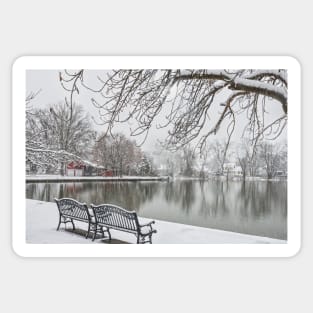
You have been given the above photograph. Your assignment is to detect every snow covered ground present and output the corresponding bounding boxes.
[26,199,286,244]
[26,175,168,182]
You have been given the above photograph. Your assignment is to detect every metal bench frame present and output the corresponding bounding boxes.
[90,203,157,244]
[54,198,96,239]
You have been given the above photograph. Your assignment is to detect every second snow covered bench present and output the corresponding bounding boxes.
[90,203,157,244]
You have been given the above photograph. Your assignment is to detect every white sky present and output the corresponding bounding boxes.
[26,70,287,153]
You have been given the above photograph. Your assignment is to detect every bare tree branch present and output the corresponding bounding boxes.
[59,69,288,154]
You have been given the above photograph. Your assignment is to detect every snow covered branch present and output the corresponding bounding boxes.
[26,147,99,169]
[60,69,288,152]
[26,101,96,174]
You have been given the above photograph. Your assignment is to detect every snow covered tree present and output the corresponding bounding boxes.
[26,101,95,174]
[138,154,152,176]
[198,149,210,179]
[180,145,196,176]
[236,139,259,180]
[237,152,249,181]
[92,132,144,176]
[92,133,111,170]
[259,142,284,179]
[60,69,287,152]
[206,140,231,175]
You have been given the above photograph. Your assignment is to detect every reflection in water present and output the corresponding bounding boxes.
[26,180,287,240]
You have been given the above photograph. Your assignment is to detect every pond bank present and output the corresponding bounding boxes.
[26,199,286,244]
[26,174,169,183]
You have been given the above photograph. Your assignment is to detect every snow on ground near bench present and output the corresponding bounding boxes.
[26,199,286,244]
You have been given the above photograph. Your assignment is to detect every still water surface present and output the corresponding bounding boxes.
[26,180,287,239]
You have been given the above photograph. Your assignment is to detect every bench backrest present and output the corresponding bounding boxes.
[55,198,90,221]
[91,204,139,232]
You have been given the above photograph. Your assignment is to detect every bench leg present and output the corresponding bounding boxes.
[71,219,75,230]
[86,223,91,239]
[137,234,153,244]
[56,215,62,231]
[107,228,111,241]
[92,226,97,241]
[137,234,150,244]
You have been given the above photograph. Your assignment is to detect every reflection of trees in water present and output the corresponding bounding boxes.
[26,183,37,199]
[198,180,287,219]
[180,181,195,213]
[26,181,161,213]
[26,180,287,220]
[215,181,227,216]
[239,181,287,218]
[26,183,59,202]
[267,182,287,217]
[94,182,161,212]
[164,182,175,202]
[239,182,259,217]
[163,181,196,214]
[199,180,227,218]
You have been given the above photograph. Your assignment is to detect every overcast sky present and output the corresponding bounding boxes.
[26,70,287,153]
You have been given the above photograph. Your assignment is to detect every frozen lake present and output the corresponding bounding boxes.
[26,179,287,240]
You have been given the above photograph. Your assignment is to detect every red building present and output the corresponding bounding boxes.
[66,161,85,176]
[102,169,113,177]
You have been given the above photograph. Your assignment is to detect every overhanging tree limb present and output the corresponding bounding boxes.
[60,69,288,152]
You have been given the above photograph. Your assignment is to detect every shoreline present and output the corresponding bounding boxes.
[26,175,169,183]
[26,174,287,183]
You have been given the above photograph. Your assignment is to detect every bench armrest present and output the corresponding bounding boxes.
[139,220,155,228]
[139,220,157,236]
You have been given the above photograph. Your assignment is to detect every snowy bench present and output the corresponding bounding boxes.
[90,203,157,244]
[54,198,94,239]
